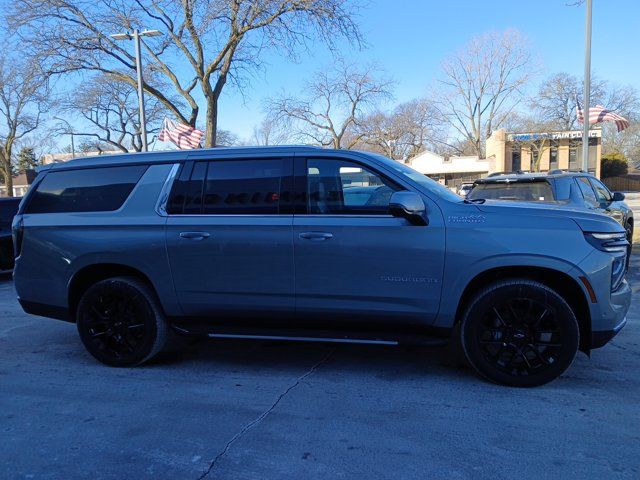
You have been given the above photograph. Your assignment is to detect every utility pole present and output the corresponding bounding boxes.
[133,29,148,152]
[581,0,593,172]
[110,29,162,152]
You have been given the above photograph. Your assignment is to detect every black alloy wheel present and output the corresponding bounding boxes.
[461,279,579,387]
[76,277,167,367]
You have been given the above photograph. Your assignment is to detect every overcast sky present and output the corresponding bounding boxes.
[214,0,640,140]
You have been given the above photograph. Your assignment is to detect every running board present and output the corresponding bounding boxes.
[207,333,400,345]
[172,323,450,347]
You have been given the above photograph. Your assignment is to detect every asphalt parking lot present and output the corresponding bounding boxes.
[1,255,639,480]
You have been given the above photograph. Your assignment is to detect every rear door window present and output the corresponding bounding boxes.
[468,181,555,201]
[168,159,286,215]
[25,165,147,214]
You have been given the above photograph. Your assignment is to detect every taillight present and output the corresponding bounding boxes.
[12,218,24,259]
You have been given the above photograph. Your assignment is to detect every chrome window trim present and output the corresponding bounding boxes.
[155,163,181,217]
[159,213,392,218]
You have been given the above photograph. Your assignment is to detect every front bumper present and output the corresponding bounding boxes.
[592,316,627,348]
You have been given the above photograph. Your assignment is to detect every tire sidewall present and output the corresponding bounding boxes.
[461,280,579,387]
[76,278,162,367]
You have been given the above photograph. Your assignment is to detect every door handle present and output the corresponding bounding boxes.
[179,231,210,240]
[299,232,333,241]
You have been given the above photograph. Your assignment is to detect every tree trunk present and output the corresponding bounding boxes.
[204,97,218,147]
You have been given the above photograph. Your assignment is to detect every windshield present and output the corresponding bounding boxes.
[367,153,462,202]
[468,180,555,202]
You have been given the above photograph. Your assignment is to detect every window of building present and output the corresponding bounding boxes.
[307,159,401,215]
[549,141,559,170]
[568,139,580,170]
[25,165,147,214]
[569,137,598,172]
[511,148,521,172]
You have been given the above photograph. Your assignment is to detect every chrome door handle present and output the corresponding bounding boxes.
[299,232,333,241]
[179,231,210,240]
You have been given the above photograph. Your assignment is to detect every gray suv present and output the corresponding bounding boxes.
[12,147,631,386]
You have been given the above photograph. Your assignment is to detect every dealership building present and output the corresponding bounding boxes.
[408,128,602,189]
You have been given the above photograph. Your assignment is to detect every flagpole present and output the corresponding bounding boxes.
[581,0,593,172]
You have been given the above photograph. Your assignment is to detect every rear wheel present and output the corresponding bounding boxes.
[461,279,579,387]
[76,276,167,367]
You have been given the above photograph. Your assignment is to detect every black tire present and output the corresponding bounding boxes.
[76,276,167,367]
[461,279,579,387]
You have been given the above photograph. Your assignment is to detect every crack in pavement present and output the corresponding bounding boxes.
[197,347,336,480]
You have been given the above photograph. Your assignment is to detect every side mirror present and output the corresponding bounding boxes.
[389,191,428,226]
[613,191,625,202]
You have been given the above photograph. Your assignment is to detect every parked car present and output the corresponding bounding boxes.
[0,197,21,271]
[468,171,634,246]
[457,183,474,197]
[12,147,631,386]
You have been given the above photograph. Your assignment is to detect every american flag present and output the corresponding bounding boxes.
[576,99,630,132]
[158,118,204,149]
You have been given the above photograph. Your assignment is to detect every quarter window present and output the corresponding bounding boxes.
[306,159,401,215]
[25,165,147,214]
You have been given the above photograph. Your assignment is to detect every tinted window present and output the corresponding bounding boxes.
[307,159,401,214]
[589,178,612,204]
[553,177,573,201]
[203,159,283,214]
[183,162,207,214]
[468,181,554,202]
[0,200,20,226]
[575,177,598,207]
[166,163,192,214]
[25,166,147,214]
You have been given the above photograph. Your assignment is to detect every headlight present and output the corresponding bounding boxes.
[611,255,626,291]
[585,232,629,291]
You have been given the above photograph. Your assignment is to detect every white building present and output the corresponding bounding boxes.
[407,150,490,189]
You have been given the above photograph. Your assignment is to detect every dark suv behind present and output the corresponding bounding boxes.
[0,197,21,271]
[469,171,634,246]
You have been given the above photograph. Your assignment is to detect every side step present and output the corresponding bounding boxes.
[174,324,450,347]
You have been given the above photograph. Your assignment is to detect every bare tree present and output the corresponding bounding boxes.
[431,30,535,157]
[357,98,448,161]
[267,61,393,148]
[252,117,292,145]
[60,74,165,152]
[9,0,362,147]
[0,57,49,197]
[530,73,639,130]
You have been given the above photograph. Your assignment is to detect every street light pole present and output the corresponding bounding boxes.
[133,29,148,152]
[581,0,593,172]
[110,29,162,153]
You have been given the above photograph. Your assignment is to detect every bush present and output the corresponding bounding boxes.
[601,152,629,178]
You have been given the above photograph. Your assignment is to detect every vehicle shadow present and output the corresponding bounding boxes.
[148,334,478,383]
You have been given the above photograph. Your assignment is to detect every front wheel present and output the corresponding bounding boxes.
[76,276,167,367]
[461,279,579,387]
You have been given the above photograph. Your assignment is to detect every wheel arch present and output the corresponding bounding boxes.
[68,263,160,322]
[455,266,592,354]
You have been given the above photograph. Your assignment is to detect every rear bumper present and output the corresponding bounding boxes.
[19,298,72,322]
